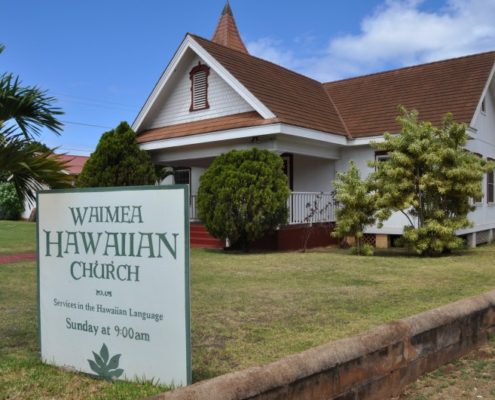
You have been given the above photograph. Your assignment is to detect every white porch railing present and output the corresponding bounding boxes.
[189,192,337,224]
[190,195,199,221]
[287,192,336,224]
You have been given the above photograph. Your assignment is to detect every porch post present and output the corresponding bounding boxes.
[466,232,477,248]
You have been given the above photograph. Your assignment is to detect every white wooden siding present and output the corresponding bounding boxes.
[147,56,254,129]
[292,155,335,192]
[469,78,495,155]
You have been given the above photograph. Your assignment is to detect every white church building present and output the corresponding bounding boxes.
[133,2,495,249]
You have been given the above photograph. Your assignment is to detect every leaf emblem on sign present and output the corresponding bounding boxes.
[88,343,124,379]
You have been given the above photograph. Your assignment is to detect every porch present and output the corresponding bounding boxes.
[147,132,343,249]
[189,191,337,224]
[189,191,338,250]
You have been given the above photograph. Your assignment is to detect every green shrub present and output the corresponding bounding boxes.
[369,107,494,255]
[332,161,376,255]
[77,122,156,187]
[351,243,374,256]
[0,183,23,220]
[197,148,290,251]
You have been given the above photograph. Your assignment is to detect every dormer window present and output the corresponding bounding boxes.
[189,62,210,111]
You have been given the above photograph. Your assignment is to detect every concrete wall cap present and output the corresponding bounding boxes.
[403,291,495,336]
[148,288,495,400]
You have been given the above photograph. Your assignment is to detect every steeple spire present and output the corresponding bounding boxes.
[212,1,248,54]
[222,0,233,16]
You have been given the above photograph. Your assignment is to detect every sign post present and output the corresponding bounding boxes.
[37,186,191,385]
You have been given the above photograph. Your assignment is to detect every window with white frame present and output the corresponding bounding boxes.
[174,168,190,186]
[472,152,483,205]
[189,62,210,111]
[487,158,494,204]
[375,151,390,162]
[374,151,390,169]
[281,153,293,190]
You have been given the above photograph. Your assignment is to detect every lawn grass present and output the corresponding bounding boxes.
[2,221,495,398]
[0,220,36,254]
[190,246,495,380]
[0,261,166,400]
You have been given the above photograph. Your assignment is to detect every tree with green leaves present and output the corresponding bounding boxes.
[332,161,376,255]
[369,106,494,255]
[0,44,72,204]
[0,182,23,220]
[197,148,290,251]
[77,122,157,187]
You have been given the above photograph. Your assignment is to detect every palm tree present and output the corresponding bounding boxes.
[0,44,72,204]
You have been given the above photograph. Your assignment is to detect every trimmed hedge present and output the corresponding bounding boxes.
[197,148,289,250]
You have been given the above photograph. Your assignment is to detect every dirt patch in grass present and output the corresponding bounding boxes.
[399,337,495,400]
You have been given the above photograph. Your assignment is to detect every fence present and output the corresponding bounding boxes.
[287,192,336,224]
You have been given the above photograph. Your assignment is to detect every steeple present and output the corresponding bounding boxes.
[222,1,233,16]
[212,1,249,54]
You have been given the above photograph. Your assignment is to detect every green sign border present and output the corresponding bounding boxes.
[36,184,192,385]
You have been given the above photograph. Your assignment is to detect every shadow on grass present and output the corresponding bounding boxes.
[196,245,483,258]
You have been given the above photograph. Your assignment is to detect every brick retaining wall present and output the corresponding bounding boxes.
[148,290,495,400]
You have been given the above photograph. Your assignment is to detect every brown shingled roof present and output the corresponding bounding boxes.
[54,154,89,175]
[138,31,494,143]
[137,112,276,143]
[211,2,248,54]
[192,35,348,136]
[324,51,495,138]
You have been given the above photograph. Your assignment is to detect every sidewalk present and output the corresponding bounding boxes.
[0,252,36,264]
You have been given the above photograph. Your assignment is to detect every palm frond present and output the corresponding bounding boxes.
[0,134,73,203]
[0,73,63,140]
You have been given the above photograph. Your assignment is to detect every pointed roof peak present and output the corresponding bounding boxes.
[222,1,233,16]
[212,1,248,54]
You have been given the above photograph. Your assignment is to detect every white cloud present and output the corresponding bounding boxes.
[246,0,495,82]
[246,38,299,69]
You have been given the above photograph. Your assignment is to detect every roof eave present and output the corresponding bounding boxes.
[132,34,192,132]
[139,122,349,152]
[470,60,495,128]
[188,35,274,118]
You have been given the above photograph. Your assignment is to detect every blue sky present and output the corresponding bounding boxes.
[2,0,494,155]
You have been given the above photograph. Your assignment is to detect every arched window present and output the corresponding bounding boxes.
[189,62,210,111]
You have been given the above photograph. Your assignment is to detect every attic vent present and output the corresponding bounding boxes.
[189,62,210,111]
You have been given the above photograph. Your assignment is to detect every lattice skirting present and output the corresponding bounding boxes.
[363,234,376,247]
[476,230,491,245]
[342,230,493,249]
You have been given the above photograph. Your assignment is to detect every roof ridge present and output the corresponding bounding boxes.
[190,34,324,86]
[323,89,352,139]
[190,33,348,136]
[324,50,495,86]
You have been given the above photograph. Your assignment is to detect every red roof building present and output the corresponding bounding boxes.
[55,154,89,175]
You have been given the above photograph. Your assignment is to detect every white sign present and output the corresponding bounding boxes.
[37,186,191,386]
